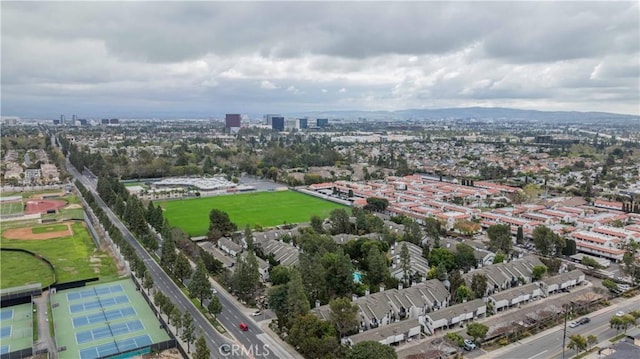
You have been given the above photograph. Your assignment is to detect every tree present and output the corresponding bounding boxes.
[142,270,154,294]
[287,269,311,319]
[268,284,290,330]
[170,307,181,335]
[516,226,524,244]
[310,215,325,234]
[287,314,339,359]
[587,334,598,350]
[208,209,237,239]
[244,224,254,250]
[232,251,261,302]
[207,296,222,316]
[429,248,456,272]
[364,197,389,212]
[174,253,193,283]
[188,260,212,307]
[161,300,174,324]
[270,265,291,286]
[160,237,177,273]
[471,273,488,299]
[456,285,473,303]
[533,225,564,257]
[602,278,618,292]
[466,322,489,344]
[403,219,423,245]
[181,312,195,353]
[347,341,397,359]
[581,256,603,269]
[448,270,464,298]
[532,265,547,281]
[400,243,411,286]
[455,243,477,271]
[193,336,210,359]
[568,334,587,356]
[493,252,505,264]
[563,239,577,256]
[329,208,351,234]
[366,246,389,288]
[322,249,354,298]
[329,297,359,339]
[487,224,512,254]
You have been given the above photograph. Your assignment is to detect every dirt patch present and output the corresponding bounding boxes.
[2,223,73,240]
[64,204,82,210]
[25,199,67,215]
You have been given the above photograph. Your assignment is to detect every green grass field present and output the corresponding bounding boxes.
[0,251,55,288]
[32,224,68,234]
[0,201,23,216]
[1,222,120,286]
[160,190,346,236]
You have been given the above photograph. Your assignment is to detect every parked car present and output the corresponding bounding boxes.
[569,321,579,328]
[616,311,625,317]
[251,311,262,317]
[579,317,591,325]
[464,339,476,351]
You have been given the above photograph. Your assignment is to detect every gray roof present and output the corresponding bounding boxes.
[218,237,243,253]
[348,319,421,344]
[489,283,541,302]
[426,299,485,322]
[542,269,585,287]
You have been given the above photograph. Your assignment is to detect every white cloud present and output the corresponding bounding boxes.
[1,1,638,116]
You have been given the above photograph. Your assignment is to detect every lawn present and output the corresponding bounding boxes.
[160,190,347,236]
[32,224,68,234]
[1,222,120,285]
[0,201,23,216]
[0,251,56,289]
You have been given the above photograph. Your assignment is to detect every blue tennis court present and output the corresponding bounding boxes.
[69,295,129,313]
[0,327,11,339]
[67,285,123,301]
[72,307,137,328]
[0,310,13,320]
[76,320,144,344]
[79,334,152,359]
[0,345,9,354]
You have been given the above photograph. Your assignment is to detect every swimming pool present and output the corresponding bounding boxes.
[353,271,363,284]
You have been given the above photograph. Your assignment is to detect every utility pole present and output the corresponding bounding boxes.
[562,301,574,359]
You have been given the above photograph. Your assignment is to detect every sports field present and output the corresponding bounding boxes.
[32,224,68,234]
[0,201,23,216]
[0,251,55,288]
[160,190,346,236]
[1,222,120,286]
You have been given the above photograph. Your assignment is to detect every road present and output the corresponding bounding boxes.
[67,160,288,358]
[487,297,640,359]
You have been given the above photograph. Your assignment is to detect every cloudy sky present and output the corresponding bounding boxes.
[2,1,639,118]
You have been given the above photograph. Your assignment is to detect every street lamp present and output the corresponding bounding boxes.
[562,301,575,359]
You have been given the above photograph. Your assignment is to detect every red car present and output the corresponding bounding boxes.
[239,322,249,331]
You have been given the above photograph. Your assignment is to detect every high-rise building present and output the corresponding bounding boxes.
[60,115,65,125]
[316,118,329,128]
[264,114,281,126]
[225,114,241,128]
[101,119,110,125]
[72,114,77,123]
[298,118,308,129]
[271,116,285,131]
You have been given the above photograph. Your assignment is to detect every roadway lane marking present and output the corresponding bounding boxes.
[528,350,548,359]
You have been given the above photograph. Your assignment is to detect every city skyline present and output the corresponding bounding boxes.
[1,1,639,118]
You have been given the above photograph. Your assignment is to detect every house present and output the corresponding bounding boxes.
[345,319,421,346]
[389,242,430,281]
[218,237,243,257]
[423,299,486,335]
[488,283,543,313]
[539,270,585,296]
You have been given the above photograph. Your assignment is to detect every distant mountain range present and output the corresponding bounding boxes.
[286,107,639,122]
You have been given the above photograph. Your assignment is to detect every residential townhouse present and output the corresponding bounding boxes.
[424,299,486,335]
[488,283,544,313]
[389,242,430,281]
[461,256,545,297]
[539,270,586,295]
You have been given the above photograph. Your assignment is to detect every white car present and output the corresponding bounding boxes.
[569,321,579,328]
[464,339,476,351]
[211,288,218,294]
[251,311,262,317]
[616,311,625,317]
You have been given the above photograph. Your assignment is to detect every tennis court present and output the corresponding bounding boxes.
[79,334,153,359]
[0,304,32,356]
[76,320,145,344]
[69,295,129,313]
[67,284,123,301]
[72,307,136,328]
[51,279,171,359]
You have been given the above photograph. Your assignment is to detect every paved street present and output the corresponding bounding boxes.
[481,297,640,359]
